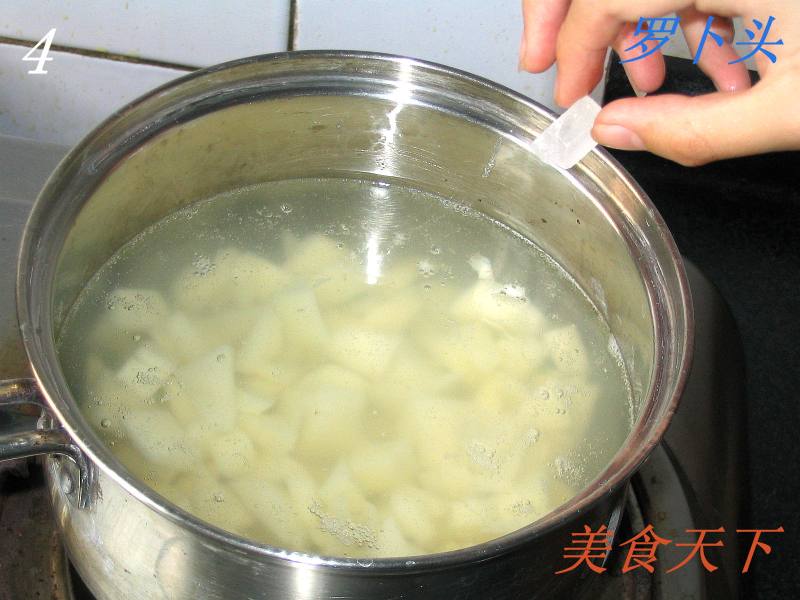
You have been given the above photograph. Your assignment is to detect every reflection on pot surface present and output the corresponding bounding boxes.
[57,178,633,557]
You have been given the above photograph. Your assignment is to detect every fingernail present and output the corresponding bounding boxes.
[592,124,645,151]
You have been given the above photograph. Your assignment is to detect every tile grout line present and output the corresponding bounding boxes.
[0,35,196,71]
[287,0,298,50]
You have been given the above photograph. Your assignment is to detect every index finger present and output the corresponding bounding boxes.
[554,0,695,106]
[520,0,571,73]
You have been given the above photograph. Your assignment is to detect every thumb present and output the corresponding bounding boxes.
[591,84,796,166]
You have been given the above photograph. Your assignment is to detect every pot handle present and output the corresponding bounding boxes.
[0,378,94,508]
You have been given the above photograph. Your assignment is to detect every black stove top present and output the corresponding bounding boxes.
[603,56,800,600]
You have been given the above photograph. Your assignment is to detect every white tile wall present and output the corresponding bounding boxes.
[294,0,568,112]
[0,3,762,148]
[0,0,291,67]
[0,43,189,146]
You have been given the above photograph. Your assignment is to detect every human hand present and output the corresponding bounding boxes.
[519,0,799,165]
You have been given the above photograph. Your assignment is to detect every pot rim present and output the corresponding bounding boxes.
[16,50,694,571]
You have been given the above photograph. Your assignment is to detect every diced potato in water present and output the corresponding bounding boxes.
[286,368,368,461]
[282,459,319,530]
[418,461,485,502]
[401,396,466,471]
[111,442,180,488]
[309,462,382,556]
[240,413,298,456]
[176,472,254,538]
[415,321,500,383]
[379,258,421,290]
[296,395,366,461]
[149,311,211,363]
[495,333,548,381]
[115,346,175,401]
[447,498,490,545]
[235,387,275,416]
[544,324,590,374]
[389,485,448,549]
[481,493,545,540]
[452,279,544,333]
[172,249,289,311]
[349,440,415,496]
[205,429,256,477]
[171,346,237,432]
[202,307,262,349]
[312,262,368,307]
[376,345,460,409]
[225,249,291,305]
[160,375,190,425]
[82,357,134,438]
[317,462,378,524]
[328,327,400,379]
[64,205,631,558]
[230,476,310,549]
[374,517,423,558]
[100,288,168,334]
[120,407,199,471]
[473,375,531,414]
[547,475,577,508]
[520,373,599,436]
[284,235,367,306]
[284,233,341,276]
[239,362,300,397]
[281,364,367,424]
[271,284,329,355]
[351,291,423,332]
[171,254,232,313]
[236,309,284,376]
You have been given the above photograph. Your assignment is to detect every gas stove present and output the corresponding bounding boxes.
[0,134,748,599]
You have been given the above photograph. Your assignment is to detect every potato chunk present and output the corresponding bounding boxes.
[115,346,175,401]
[416,321,500,383]
[82,356,134,438]
[349,440,414,496]
[388,485,447,549]
[101,288,168,333]
[120,407,198,471]
[544,324,590,374]
[309,462,381,555]
[452,279,544,333]
[240,413,298,456]
[271,284,329,355]
[172,249,289,311]
[150,311,211,363]
[329,327,400,379]
[286,367,368,461]
[225,249,291,305]
[236,309,284,376]
[171,346,237,431]
[230,476,310,549]
[206,430,256,477]
[235,387,275,416]
[176,472,254,538]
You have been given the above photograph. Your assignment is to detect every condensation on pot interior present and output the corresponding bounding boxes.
[56,178,634,558]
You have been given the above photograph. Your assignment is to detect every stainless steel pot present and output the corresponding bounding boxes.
[0,52,692,599]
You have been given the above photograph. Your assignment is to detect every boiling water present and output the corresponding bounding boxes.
[57,178,633,557]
